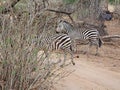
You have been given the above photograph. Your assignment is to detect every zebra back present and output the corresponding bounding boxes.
[33,32,73,53]
[56,20,100,40]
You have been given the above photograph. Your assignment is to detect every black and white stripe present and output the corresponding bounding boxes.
[56,20,102,55]
[33,33,75,65]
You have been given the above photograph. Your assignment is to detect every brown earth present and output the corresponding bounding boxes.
[54,20,120,90]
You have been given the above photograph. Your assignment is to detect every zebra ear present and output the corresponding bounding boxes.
[58,19,63,23]
[58,18,65,23]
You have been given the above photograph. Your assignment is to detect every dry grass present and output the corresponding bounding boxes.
[0,1,68,90]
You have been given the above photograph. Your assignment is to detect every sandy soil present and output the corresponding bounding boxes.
[54,20,120,90]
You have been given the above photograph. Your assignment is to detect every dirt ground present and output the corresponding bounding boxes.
[54,20,120,90]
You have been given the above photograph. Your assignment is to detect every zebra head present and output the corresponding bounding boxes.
[56,20,74,34]
[56,20,66,33]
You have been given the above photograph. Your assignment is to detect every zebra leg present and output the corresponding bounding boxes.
[95,45,99,56]
[71,40,77,53]
[82,41,90,54]
[95,42,99,56]
[87,44,90,57]
[56,53,62,63]
[86,41,92,56]
[45,52,50,63]
[69,46,75,65]
[95,39,100,56]
[73,43,77,53]
[70,51,75,65]
[66,49,75,65]
[60,52,67,67]
[83,45,88,54]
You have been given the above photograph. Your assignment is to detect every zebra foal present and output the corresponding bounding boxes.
[32,32,75,66]
[56,20,102,55]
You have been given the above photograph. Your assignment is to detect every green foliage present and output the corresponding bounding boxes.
[0,6,5,13]
[109,0,120,4]
[63,0,78,4]
[109,0,115,4]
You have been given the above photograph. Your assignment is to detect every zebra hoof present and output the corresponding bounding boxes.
[95,53,99,56]
[60,64,64,68]
[72,62,75,65]
[76,55,79,58]
[83,51,87,54]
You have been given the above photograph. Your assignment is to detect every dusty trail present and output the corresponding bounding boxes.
[55,56,120,90]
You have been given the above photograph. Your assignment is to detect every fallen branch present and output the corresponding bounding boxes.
[101,35,120,39]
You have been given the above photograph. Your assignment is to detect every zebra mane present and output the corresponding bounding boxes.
[60,20,75,32]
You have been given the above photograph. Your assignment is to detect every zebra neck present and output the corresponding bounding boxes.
[65,27,74,34]
[67,31,81,40]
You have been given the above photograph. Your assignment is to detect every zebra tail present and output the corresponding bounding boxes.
[99,38,102,47]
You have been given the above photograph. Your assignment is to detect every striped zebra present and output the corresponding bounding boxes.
[56,20,102,55]
[32,32,75,66]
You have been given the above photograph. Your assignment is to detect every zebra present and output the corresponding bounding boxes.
[56,20,102,55]
[32,32,75,66]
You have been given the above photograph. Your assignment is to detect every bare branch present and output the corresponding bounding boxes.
[46,9,72,15]
[68,15,74,23]
[46,9,75,23]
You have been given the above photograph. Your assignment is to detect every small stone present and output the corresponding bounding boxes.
[76,56,79,58]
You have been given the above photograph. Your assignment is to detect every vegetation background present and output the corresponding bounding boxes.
[0,0,120,90]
